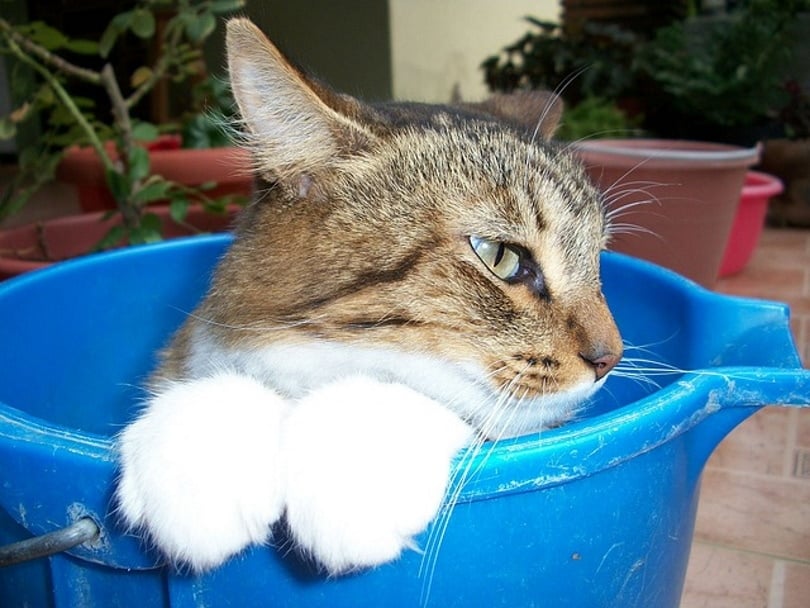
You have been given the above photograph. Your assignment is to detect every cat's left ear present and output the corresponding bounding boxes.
[464,91,563,139]
[226,18,376,182]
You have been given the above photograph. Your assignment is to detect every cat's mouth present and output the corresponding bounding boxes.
[462,366,604,439]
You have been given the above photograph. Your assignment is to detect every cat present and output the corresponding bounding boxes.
[115,17,622,575]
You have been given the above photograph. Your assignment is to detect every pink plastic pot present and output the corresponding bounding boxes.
[719,171,784,277]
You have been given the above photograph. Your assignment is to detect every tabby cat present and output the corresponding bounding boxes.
[115,18,622,574]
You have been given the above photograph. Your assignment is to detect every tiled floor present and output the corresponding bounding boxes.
[680,229,810,608]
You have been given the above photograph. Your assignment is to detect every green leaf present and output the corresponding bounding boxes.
[104,169,131,203]
[64,39,99,55]
[129,213,163,244]
[130,9,156,39]
[130,65,154,88]
[169,196,190,223]
[99,12,132,57]
[24,22,68,50]
[184,11,216,43]
[132,180,171,205]
[95,225,127,251]
[71,96,97,109]
[34,85,56,107]
[131,121,160,142]
[49,103,79,127]
[128,146,151,182]
[98,25,120,58]
[0,117,17,141]
[210,0,246,14]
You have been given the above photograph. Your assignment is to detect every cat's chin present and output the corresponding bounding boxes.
[475,377,603,440]
[186,328,602,439]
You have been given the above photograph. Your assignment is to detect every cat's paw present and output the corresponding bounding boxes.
[282,376,473,573]
[115,372,289,571]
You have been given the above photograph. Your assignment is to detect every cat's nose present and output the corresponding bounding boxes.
[580,349,621,382]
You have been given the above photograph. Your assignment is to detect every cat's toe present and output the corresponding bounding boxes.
[282,377,473,573]
[115,372,289,571]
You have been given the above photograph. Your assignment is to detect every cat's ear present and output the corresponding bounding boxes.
[226,18,375,181]
[466,91,564,139]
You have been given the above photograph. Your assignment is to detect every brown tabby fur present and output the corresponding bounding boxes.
[156,19,622,421]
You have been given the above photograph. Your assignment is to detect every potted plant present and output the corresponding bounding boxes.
[0,0,250,278]
[634,0,801,146]
[481,18,642,116]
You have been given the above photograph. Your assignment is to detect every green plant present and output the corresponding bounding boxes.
[636,0,803,129]
[481,18,640,106]
[556,97,642,142]
[0,0,245,244]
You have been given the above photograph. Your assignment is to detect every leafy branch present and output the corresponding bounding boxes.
[0,0,245,241]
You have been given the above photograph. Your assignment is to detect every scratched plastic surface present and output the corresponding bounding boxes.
[1,234,808,608]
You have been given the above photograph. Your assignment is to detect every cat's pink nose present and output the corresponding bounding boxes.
[580,351,621,381]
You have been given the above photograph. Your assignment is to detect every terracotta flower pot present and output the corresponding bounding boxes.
[55,136,253,212]
[0,205,238,281]
[719,171,784,277]
[574,139,759,288]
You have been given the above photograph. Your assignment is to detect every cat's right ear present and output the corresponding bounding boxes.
[226,18,375,182]
[465,91,564,140]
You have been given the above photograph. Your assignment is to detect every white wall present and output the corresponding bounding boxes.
[389,0,559,103]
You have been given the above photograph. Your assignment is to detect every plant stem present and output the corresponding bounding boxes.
[0,18,101,85]
[125,15,185,110]
[3,36,115,175]
[99,64,141,228]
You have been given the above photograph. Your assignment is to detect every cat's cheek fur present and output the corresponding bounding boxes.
[281,376,474,574]
[115,373,289,571]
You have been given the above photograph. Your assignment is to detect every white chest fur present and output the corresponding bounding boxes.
[185,324,599,439]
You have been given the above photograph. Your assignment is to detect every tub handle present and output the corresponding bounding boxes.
[0,517,99,567]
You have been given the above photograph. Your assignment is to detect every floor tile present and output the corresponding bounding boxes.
[679,542,773,608]
[797,408,810,450]
[693,469,810,562]
[705,407,792,476]
[716,270,810,314]
[782,561,810,608]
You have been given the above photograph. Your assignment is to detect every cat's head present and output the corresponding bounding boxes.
[201,19,622,438]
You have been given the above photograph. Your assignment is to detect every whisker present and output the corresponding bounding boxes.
[606,222,663,241]
[604,190,666,213]
[559,126,643,153]
[524,65,591,191]
[419,361,533,604]
[531,65,593,145]
[419,434,487,604]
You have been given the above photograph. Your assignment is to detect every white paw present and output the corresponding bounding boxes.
[115,372,289,571]
[281,376,473,573]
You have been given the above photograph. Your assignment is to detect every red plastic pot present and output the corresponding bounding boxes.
[719,171,784,277]
[0,205,238,280]
[55,136,253,212]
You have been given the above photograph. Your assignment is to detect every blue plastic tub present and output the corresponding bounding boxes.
[1,235,808,607]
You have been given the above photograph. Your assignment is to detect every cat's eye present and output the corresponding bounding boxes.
[469,236,548,298]
[469,236,523,281]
